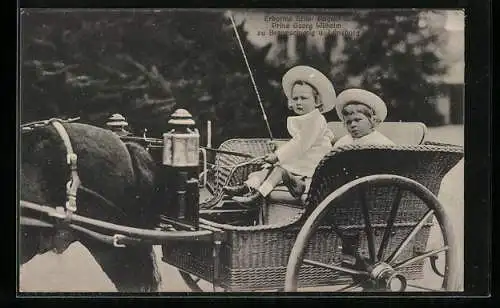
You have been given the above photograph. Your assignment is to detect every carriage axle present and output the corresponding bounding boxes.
[366,262,407,292]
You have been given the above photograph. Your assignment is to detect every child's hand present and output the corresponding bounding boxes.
[268,140,278,151]
[264,153,279,164]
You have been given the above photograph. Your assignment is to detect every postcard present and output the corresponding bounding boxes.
[19,8,466,294]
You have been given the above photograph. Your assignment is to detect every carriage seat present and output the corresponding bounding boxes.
[267,178,312,205]
[326,121,427,145]
[266,122,427,206]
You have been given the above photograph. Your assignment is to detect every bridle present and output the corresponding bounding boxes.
[21,118,128,218]
[20,118,129,248]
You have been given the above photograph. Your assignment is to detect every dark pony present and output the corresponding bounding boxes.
[20,122,163,292]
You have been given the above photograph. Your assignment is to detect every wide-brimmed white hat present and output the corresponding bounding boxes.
[282,65,336,113]
[335,88,388,122]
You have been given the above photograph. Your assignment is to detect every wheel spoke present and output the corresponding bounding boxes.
[336,280,368,292]
[407,283,444,292]
[359,188,377,262]
[377,188,402,260]
[303,259,370,276]
[386,209,434,264]
[393,246,448,270]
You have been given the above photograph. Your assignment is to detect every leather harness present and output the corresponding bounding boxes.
[20,118,214,249]
[20,118,127,248]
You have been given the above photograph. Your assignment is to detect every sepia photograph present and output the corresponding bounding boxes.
[19,8,465,293]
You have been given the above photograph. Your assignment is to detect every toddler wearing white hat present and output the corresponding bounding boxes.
[333,89,395,148]
[224,66,336,204]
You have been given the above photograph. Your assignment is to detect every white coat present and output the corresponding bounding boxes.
[333,130,395,149]
[275,109,334,177]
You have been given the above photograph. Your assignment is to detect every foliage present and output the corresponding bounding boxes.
[20,9,449,149]
[21,9,290,146]
[334,10,447,125]
[284,11,448,125]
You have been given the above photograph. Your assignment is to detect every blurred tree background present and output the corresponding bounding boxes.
[20,9,449,147]
[334,10,447,125]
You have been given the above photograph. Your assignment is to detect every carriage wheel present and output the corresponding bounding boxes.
[178,270,227,292]
[284,174,461,292]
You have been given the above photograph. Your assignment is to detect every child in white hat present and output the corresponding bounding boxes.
[333,88,395,148]
[224,65,336,204]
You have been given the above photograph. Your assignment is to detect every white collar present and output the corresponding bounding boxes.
[352,130,380,141]
[288,108,321,121]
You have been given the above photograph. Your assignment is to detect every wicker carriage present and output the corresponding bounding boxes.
[162,122,463,292]
[20,116,463,293]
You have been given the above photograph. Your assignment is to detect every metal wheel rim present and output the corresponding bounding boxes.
[284,174,461,292]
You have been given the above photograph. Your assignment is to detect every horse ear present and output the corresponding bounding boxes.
[124,142,160,225]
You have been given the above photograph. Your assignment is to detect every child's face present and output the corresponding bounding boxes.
[343,109,374,139]
[290,84,317,115]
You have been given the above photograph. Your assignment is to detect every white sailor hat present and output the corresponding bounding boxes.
[335,88,388,122]
[282,65,336,113]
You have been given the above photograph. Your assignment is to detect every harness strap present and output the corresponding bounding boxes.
[21,216,153,248]
[21,200,214,243]
[21,118,138,250]
[23,118,129,221]
[79,186,128,218]
[21,117,81,132]
[50,120,81,215]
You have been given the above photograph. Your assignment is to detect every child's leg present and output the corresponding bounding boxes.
[232,167,288,204]
[224,167,273,197]
[256,167,287,197]
[245,168,273,190]
[282,170,307,199]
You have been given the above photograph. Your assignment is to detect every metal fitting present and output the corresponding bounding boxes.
[369,262,407,292]
[113,234,126,248]
[67,153,78,165]
[66,196,77,213]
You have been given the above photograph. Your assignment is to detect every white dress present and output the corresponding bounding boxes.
[275,109,334,177]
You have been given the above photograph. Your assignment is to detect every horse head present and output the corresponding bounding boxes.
[20,121,163,291]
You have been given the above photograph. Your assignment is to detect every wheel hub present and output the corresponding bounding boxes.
[369,262,407,292]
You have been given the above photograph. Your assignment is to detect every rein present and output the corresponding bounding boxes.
[120,135,256,159]
[20,200,213,245]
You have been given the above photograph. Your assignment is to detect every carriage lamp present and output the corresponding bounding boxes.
[161,109,200,229]
[163,109,200,167]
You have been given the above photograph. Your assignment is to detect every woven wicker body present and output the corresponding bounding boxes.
[162,140,463,291]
